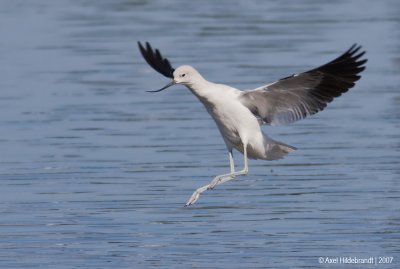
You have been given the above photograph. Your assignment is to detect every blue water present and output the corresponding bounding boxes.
[0,1,399,268]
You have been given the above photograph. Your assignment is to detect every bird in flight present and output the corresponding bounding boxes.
[138,41,367,206]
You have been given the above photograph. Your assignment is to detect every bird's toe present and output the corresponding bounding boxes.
[185,192,200,207]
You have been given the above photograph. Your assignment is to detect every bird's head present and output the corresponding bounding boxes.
[147,65,202,92]
[173,65,200,85]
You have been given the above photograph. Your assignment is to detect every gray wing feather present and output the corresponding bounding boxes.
[239,44,367,126]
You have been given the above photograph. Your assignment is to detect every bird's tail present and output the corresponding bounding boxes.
[262,133,296,160]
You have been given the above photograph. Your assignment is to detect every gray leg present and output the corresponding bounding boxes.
[209,146,248,189]
[228,150,235,174]
[185,146,248,207]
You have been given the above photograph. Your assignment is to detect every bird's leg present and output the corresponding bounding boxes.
[185,151,235,207]
[185,184,209,207]
[185,148,249,206]
[228,150,235,174]
[207,151,236,189]
[208,145,248,189]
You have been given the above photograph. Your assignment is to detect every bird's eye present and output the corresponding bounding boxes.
[181,73,186,77]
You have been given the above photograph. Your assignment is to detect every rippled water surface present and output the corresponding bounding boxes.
[0,1,399,268]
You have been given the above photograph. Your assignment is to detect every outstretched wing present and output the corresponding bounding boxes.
[239,44,367,126]
[138,41,175,78]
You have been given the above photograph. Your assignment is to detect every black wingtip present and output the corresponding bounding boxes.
[137,41,175,79]
[347,43,359,54]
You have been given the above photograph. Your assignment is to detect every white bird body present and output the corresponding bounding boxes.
[137,42,367,206]
[176,65,296,161]
[174,65,295,160]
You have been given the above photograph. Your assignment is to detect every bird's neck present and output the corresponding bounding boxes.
[185,77,216,100]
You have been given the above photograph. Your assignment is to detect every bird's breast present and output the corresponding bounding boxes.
[188,83,261,148]
[207,98,261,148]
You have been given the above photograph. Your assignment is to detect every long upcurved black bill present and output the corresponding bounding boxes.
[146,81,176,93]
